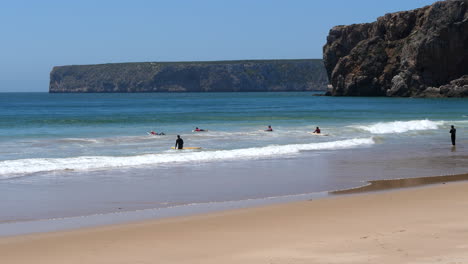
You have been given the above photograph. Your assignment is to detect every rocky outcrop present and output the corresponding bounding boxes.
[417,75,468,97]
[323,0,468,97]
[49,59,328,93]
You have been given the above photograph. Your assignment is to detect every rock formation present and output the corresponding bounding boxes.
[323,0,468,97]
[49,60,328,93]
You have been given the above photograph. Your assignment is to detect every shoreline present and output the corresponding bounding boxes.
[2,173,468,263]
[331,173,468,194]
[2,173,468,237]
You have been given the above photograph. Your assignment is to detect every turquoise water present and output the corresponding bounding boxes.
[1,93,466,135]
[0,92,467,174]
[0,92,467,233]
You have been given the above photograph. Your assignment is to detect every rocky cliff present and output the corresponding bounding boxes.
[49,59,328,93]
[323,0,468,97]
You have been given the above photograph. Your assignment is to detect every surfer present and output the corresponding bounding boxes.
[450,125,456,146]
[175,135,184,149]
[194,127,206,132]
[149,131,165,135]
[265,125,273,132]
[313,127,321,134]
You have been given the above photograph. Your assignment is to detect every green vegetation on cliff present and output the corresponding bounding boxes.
[49,59,328,93]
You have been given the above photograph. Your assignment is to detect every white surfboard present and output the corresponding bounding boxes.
[309,132,329,136]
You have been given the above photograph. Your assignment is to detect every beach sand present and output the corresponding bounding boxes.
[2,177,468,264]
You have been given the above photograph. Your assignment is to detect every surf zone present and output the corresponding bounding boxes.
[350,119,444,134]
[0,138,375,177]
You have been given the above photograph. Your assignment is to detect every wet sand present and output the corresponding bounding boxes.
[2,174,468,263]
[332,173,468,194]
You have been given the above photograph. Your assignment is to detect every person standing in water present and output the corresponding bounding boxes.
[450,125,456,146]
[175,135,184,149]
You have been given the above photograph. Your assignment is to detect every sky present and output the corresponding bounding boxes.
[0,0,438,92]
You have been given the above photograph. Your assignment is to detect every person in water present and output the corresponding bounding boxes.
[450,125,456,146]
[313,126,321,134]
[194,127,205,132]
[175,135,184,149]
[150,131,165,135]
[265,125,273,132]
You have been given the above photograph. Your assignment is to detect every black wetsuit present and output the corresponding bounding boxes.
[450,128,456,146]
[175,138,184,149]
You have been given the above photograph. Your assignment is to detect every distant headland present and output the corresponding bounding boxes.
[49,1,467,97]
[49,59,328,93]
[323,0,468,97]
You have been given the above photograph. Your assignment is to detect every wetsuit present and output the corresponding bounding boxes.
[450,128,456,146]
[175,138,184,149]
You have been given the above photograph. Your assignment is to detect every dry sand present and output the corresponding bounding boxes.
[2,179,468,264]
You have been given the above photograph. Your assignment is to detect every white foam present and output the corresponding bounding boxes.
[351,120,444,134]
[56,138,100,144]
[0,138,374,177]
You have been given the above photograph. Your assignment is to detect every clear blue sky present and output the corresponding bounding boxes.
[0,0,438,92]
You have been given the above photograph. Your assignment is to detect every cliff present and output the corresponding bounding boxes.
[323,0,468,97]
[49,59,328,93]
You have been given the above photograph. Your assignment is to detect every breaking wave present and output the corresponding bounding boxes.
[351,120,444,134]
[0,138,374,178]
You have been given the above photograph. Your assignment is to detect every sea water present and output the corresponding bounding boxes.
[0,92,467,235]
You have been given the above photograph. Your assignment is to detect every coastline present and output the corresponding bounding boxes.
[2,93,467,233]
[2,174,468,263]
[331,173,468,194]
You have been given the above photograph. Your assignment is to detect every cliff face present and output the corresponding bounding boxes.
[323,0,468,97]
[49,60,328,93]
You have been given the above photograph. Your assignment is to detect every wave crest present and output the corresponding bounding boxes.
[351,120,443,134]
[0,138,374,177]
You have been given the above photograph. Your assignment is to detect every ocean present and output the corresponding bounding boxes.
[0,92,467,235]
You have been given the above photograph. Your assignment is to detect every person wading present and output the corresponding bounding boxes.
[450,125,456,146]
[175,135,184,149]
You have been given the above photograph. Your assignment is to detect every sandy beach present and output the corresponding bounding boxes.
[2,0,467,263]
[2,176,468,264]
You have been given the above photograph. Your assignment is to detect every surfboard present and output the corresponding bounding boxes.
[308,132,329,136]
[192,130,208,132]
[147,132,165,136]
[171,147,202,150]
